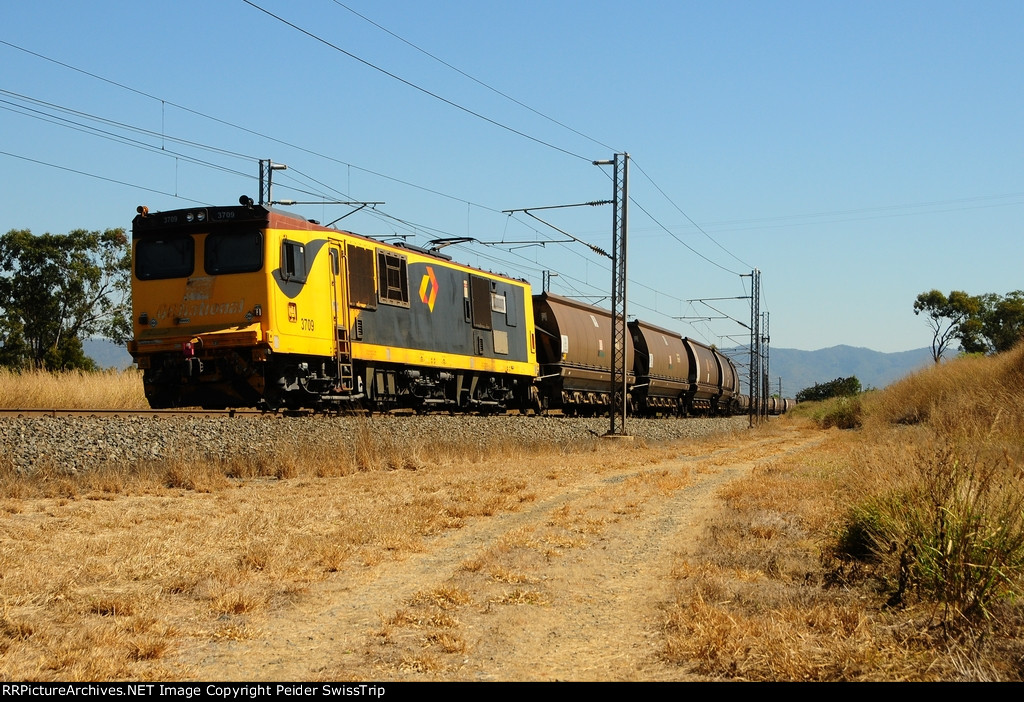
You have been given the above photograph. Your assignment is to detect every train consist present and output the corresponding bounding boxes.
[128,200,769,416]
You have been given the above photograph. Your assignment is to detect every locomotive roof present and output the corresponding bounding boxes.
[131,202,525,282]
[132,203,348,237]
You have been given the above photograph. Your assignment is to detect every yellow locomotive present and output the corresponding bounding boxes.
[128,200,539,412]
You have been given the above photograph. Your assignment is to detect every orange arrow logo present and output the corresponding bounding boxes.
[419,266,438,312]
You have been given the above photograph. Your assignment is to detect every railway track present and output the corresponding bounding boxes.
[0,409,751,475]
[0,407,541,419]
[0,407,275,419]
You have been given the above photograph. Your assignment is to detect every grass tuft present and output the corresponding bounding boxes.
[825,343,1024,643]
[839,447,1024,627]
[794,395,863,430]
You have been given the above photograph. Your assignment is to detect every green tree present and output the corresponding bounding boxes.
[0,228,131,370]
[796,376,861,403]
[987,291,1024,352]
[958,291,1024,355]
[956,292,997,355]
[913,289,980,363]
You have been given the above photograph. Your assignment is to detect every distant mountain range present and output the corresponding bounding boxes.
[84,338,135,370]
[720,345,934,398]
[85,338,933,399]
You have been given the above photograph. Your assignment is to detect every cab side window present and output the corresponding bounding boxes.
[281,240,307,283]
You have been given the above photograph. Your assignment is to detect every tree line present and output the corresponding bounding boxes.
[913,289,1024,363]
[0,228,131,371]
[795,376,862,403]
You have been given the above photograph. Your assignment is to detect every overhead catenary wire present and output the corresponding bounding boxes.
[0,55,528,245]
[630,157,752,271]
[241,0,594,163]
[0,35,751,340]
[307,4,757,282]
[0,150,208,204]
[3,35,746,291]
[0,93,256,183]
[6,34,1018,242]
[626,194,742,277]
[0,102,350,205]
[327,0,620,155]
[0,40,500,211]
[0,89,256,164]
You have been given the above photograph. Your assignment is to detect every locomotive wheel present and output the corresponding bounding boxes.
[259,390,282,413]
[145,389,179,410]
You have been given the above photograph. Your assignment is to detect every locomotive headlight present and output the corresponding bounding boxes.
[196,211,206,222]
[185,212,194,223]
[253,304,262,319]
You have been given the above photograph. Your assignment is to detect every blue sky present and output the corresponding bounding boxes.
[2,0,1022,354]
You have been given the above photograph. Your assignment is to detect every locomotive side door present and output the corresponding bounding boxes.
[328,240,353,392]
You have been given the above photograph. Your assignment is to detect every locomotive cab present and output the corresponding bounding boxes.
[129,203,341,409]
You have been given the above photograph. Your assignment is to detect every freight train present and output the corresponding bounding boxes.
[128,200,763,416]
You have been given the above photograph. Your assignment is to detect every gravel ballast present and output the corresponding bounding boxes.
[0,414,751,473]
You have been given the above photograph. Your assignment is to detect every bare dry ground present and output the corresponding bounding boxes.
[1,417,826,681]
[15,415,1010,681]
[174,423,822,681]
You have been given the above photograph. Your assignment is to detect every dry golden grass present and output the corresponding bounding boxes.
[662,345,1024,681]
[865,344,1024,441]
[852,346,1024,628]
[0,423,669,681]
[0,368,147,409]
[660,427,961,681]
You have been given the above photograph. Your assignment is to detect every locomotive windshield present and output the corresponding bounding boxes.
[205,231,263,274]
[135,236,194,280]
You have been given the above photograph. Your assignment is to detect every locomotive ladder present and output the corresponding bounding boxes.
[336,327,354,393]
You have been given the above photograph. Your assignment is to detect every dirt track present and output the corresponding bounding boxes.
[183,424,822,681]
